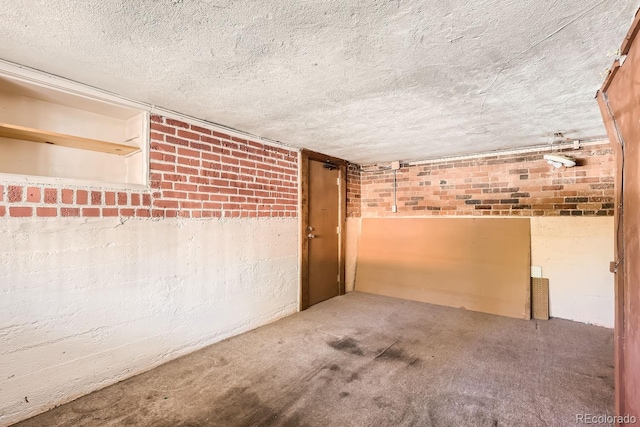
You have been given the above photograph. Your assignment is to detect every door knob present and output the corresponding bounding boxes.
[307,226,314,232]
[308,233,316,239]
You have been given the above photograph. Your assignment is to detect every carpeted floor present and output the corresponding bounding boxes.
[13,292,614,427]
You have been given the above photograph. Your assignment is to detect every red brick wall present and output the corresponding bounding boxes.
[358,144,614,217]
[346,163,361,218]
[0,115,298,219]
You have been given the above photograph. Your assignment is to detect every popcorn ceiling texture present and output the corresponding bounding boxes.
[0,1,636,163]
[0,115,298,219]
[353,144,615,217]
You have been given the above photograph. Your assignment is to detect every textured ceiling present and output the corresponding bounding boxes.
[0,0,636,164]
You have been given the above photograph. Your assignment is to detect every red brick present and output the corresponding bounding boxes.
[26,187,41,203]
[91,191,102,205]
[118,192,128,205]
[201,135,222,145]
[202,152,221,162]
[37,207,57,217]
[166,118,189,129]
[166,135,189,146]
[177,166,198,175]
[10,207,32,217]
[191,124,213,135]
[105,192,116,206]
[178,157,200,167]
[76,190,89,205]
[136,208,151,217]
[8,186,23,203]
[150,132,164,142]
[0,206,5,217]
[44,188,57,204]
[131,193,141,206]
[61,189,74,204]
[162,191,187,199]
[180,201,202,209]
[102,208,118,217]
[155,200,179,209]
[177,129,201,141]
[82,208,100,217]
[150,123,176,135]
[188,193,209,201]
[61,208,80,217]
[151,142,176,153]
[174,183,198,192]
[150,162,175,172]
[119,208,135,217]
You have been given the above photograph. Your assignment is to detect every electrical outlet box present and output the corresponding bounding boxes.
[391,161,401,170]
[392,205,397,213]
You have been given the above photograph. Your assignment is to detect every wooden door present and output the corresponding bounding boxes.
[308,159,340,305]
[300,150,347,309]
[597,14,640,419]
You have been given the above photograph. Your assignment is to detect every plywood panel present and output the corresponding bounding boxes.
[355,218,531,319]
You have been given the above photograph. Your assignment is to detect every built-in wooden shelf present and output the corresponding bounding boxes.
[0,123,139,155]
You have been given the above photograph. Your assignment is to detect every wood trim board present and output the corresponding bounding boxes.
[0,122,139,155]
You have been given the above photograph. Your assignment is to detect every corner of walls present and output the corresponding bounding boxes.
[352,146,615,327]
[345,163,362,292]
[530,216,614,328]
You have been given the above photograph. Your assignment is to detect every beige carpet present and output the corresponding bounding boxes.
[14,292,614,427]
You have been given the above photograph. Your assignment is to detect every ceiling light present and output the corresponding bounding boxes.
[543,154,576,168]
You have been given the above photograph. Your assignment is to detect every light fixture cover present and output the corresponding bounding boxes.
[543,154,576,168]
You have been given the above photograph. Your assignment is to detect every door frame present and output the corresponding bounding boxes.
[299,149,347,310]
[597,86,626,417]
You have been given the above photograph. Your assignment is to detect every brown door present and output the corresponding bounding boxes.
[597,18,640,419]
[307,159,340,306]
[300,150,347,309]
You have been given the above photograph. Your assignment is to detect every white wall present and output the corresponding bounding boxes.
[0,217,298,426]
[530,217,614,328]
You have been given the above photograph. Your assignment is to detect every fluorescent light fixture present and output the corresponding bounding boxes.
[543,154,576,168]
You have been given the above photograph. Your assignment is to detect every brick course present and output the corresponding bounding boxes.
[0,115,298,219]
[353,145,615,217]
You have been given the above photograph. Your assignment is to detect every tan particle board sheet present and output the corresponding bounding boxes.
[355,218,531,319]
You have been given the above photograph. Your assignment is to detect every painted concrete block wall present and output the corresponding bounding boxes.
[0,116,300,426]
[531,217,614,328]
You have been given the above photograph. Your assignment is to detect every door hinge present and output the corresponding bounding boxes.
[337,226,340,234]
[337,177,340,186]
[337,275,340,282]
